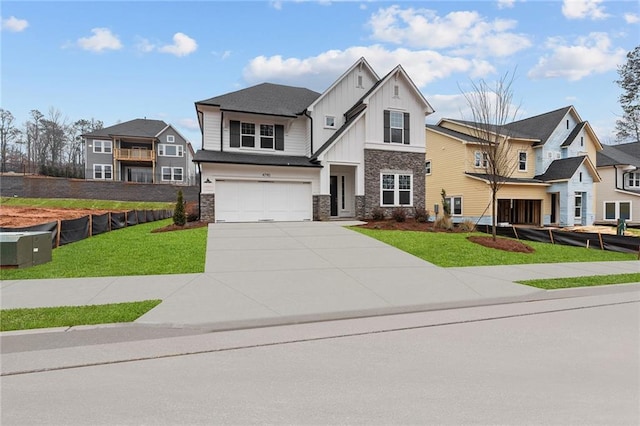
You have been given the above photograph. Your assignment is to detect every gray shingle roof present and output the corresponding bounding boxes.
[193,150,321,168]
[560,122,586,147]
[597,142,640,167]
[312,109,366,160]
[196,83,321,117]
[83,118,167,138]
[426,123,488,144]
[535,156,586,181]
[505,106,572,145]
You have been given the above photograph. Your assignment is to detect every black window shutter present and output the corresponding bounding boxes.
[403,112,410,144]
[230,120,240,147]
[383,110,390,143]
[275,124,284,151]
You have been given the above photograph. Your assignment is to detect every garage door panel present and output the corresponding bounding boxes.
[216,181,312,222]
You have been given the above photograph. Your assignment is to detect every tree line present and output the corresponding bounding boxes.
[0,107,103,177]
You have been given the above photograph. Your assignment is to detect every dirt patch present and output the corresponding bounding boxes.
[355,219,534,253]
[151,221,209,233]
[467,235,535,253]
[0,205,120,228]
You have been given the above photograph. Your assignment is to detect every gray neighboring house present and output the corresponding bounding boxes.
[193,57,434,223]
[83,118,196,185]
[596,141,640,225]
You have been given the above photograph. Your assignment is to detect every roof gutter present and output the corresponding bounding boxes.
[304,110,313,154]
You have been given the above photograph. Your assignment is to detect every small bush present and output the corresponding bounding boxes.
[458,219,476,232]
[185,202,199,222]
[391,208,407,222]
[434,216,453,231]
[371,207,386,220]
[173,190,187,226]
[414,207,430,223]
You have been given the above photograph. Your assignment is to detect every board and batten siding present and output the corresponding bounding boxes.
[311,67,377,150]
[364,74,426,152]
[319,118,367,194]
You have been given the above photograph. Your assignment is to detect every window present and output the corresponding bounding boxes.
[383,110,410,144]
[166,135,175,143]
[626,172,640,187]
[93,140,112,154]
[474,151,488,168]
[260,124,274,149]
[158,144,184,157]
[241,122,255,147]
[580,136,584,147]
[93,164,112,180]
[604,201,631,220]
[579,172,583,182]
[518,151,527,171]
[324,116,336,129]
[574,192,582,219]
[425,161,432,175]
[393,85,400,97]
[380,173,412,206]
[444,196,462,216]
[357,75,363,88]
[566,119,569,129]
[162,167,183,182]
[230,120,284,151]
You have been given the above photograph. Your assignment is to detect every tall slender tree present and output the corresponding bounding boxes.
[0,109,20,172]
[460,71,521,240]
[615,46,640,143]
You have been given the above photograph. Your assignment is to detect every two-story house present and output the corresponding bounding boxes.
[426,106,602,227]
[596,141,639,225]
[193,57,434,222]
[83,119,196,185]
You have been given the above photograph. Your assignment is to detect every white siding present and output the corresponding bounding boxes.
[202,107,222,151]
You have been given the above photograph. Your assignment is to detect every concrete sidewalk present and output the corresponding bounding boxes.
[1,221,639,331]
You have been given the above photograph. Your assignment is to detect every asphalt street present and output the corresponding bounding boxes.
[2,295,639,425]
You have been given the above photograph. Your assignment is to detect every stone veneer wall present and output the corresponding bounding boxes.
[313,195,331,221]
[200,194,215,222]
[363,149,426,219]
[355,195,365,219]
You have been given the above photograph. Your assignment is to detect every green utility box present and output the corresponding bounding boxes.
[0,232,52,269]
[617,218,627,236]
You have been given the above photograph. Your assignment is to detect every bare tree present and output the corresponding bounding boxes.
[615,45,640,143]
[460,71,521,240]
[0,109,21,172]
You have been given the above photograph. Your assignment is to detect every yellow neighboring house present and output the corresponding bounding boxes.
[425,106,602,227]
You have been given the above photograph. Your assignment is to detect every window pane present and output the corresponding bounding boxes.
[453,197,462,215]
[382,191,395,205]
[390,111,403,128]
[242,135,255,147]
[391,128,403,143]
[104,142,112,153]
[399,191,410,205]
[104,166,112,179]
[605,203,616,220]
[173,168,183,181]
[162,168,171,180]
[260,137,273,149]
[241,123,255,134]
[382,174,395,189]
[620,202,631,220]
[260,124,273,136]
[398,175,411,189]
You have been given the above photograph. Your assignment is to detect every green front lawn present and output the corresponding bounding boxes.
[0,300,162,332]
[0,219,208,280]
[517,273,640,289]
[351,228,637,267]
[0,197,173,210]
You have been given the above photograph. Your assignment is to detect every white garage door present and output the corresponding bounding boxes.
[216,180,312,222]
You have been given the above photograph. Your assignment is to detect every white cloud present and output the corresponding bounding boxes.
[367,6,531,57]
[527,32,626,81]
[77,28,122,52]
[496,0,515,10]
[624,13,639,24]
[269,1,283,10]
[243,45,495,91]
[179,118,200,131]
[159,32,197,57]
[135,37,155,53]
[1,16,29,32]
[562,0,609,20]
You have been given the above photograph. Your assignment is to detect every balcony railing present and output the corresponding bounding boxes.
[114,148,155,162]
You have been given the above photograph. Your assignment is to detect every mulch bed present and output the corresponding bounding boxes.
[355,219,535,253]
[151,221,209,233]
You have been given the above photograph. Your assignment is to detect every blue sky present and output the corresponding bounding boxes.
[2,0,638,149]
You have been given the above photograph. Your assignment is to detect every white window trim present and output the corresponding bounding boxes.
[574,192,583,219]
[603,201,632,221]
[389,111,404,144]
[444,196,463,216]
[380,173,413,207]
[518,150,527,172]
[474,151,488,168]
[158,144,184,157]
[425,160,432,175]
[324,115,336,129]
[161,167,184,182]
[166,135,175,143]
[626,172,640,187]
[237,121,279,151]
[93,164,112,180]
[93,140,112,154]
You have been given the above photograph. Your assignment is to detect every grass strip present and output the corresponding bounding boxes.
[0,197,173,210]
[0,219,208,280]
[517,273,640,290]
[351,228,637,267]
[0,300,162,332]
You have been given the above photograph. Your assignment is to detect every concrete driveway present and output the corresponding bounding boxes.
[134,221,544,328]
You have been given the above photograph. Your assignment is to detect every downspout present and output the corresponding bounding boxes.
[614,165,619,190]
[220,111,224,152]
[304,110,313,154]
[197,162,202,221]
